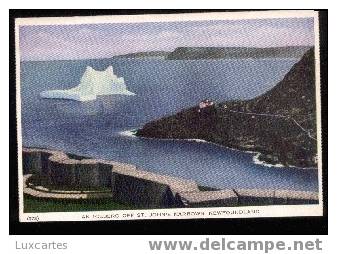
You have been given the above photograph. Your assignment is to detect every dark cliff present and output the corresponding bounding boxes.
[166,46,311,60]
[137,48,318,168]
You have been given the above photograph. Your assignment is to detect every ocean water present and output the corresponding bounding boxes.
[20,58,318,191]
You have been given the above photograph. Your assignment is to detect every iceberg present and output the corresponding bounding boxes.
[40,66,135,101]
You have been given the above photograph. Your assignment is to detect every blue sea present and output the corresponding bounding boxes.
[20,57,318,191]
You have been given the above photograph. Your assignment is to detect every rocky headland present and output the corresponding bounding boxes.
[136,48,318,168]
[112,46,311,60]
[166,46,311,60]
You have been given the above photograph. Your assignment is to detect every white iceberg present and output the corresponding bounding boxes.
[40,66,135,101]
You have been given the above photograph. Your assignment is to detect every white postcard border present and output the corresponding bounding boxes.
[15,10,323,222]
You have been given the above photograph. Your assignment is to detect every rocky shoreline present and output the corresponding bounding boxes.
[127,129,302,169]
[136,119,316,169]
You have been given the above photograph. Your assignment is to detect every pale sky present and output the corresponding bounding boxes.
[19,18,314,61]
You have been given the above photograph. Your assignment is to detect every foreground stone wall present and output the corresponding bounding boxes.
[23,148,113,188]
[22,148,319,208]
[111,162,199,208]
[23,174,112,200]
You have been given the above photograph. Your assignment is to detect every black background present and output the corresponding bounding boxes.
[9,9,328,235]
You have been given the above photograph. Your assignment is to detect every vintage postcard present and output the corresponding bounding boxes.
[15,11,323,222]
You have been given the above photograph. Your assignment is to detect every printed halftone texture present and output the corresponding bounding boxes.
[19,18,314,61]
[18,16,318,194]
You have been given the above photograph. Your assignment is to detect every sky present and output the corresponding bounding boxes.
[19,18,314,61]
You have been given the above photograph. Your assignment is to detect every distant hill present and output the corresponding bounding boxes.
[166,46,312,60]
[114,51,170,59]
[113,47,311,60]
[137,48,318,168]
